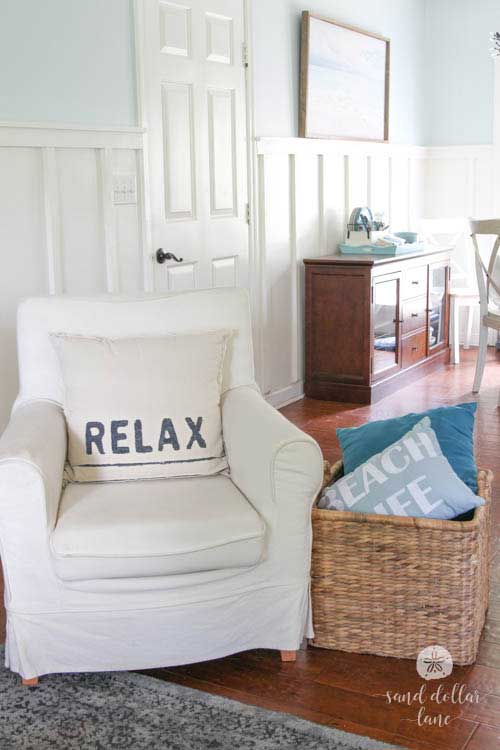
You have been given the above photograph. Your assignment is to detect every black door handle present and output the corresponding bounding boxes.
[156,249,184,264]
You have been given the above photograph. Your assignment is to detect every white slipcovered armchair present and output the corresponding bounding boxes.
[0,289,323,683]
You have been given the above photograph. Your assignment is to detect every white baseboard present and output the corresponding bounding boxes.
[265,381,304,409]
[459,330,498,347]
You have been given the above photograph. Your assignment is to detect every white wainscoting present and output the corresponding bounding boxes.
[256,137,427,405]
[258,139,496,406]
[0,125,494,426]
[0,122,148,430]
[424,144,495,348]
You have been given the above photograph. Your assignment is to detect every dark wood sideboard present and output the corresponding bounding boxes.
[304,249,451,403]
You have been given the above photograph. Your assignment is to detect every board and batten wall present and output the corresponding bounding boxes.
[424,144,495,348]
[0,123,149,431]
[257,139,495,406]
[0,124,494,429]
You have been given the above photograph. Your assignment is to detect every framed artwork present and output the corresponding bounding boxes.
[299,12,390,142]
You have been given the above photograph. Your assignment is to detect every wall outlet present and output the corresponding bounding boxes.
[112,173,137,205]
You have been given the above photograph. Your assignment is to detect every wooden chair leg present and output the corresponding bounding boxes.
[280,650,297,662]
[22,677,38,687]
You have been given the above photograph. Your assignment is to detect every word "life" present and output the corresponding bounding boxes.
[85,418,206,455]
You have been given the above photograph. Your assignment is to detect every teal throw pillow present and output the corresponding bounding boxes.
[319,417,484,520]
[336,402,477,492]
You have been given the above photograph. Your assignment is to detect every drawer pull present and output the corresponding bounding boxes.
[411,346,419,352]
[411,312,419,318]
[411,280,420,285]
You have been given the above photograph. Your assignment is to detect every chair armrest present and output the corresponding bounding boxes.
[0,400,67,530]
[222,386,323,517]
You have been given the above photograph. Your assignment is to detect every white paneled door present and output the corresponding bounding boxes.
[140,0,249,292]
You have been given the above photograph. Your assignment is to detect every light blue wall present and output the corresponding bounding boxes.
[252,0,427,144]
[0,0,497,144]
[0,0,137,127]
[423,0,500,145]
[0,0,427,141]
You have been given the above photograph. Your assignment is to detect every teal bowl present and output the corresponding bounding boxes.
[394,231,418,244]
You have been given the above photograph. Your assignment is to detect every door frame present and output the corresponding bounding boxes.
[133,0,262,381]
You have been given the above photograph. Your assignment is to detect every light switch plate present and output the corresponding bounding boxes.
[112,173,137,205]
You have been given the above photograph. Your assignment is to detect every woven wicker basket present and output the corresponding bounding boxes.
[311,461,492,665]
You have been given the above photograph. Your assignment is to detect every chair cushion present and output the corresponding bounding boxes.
[50,330,231,482]
[50,476,266,581]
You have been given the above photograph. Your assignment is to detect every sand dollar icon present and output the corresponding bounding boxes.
[417,645,453,680]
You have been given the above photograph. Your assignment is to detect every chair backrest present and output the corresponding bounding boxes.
[14,288,256,412]
[419,217,467,244]
[418,217,469,285]
[468,218,500,315]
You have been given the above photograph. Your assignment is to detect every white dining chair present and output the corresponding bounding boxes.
[419,218,479,365]
[469,218,500,401]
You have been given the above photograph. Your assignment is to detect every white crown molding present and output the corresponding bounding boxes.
[0,121,145,149]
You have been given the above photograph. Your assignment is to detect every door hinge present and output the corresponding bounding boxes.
[245,202,251,224]
[370,355,374,374]
[242,42,249,68]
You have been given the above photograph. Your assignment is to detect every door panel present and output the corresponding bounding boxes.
[372,273,402,381]
[208,88,237,216]
[206,12,234,63]
[143,0,249,292]
[428,262,450,353]
[309,271,370,385]
[167,262,198,290]
[212,255,238,287]
[159,2,192,56]
[161,82,196,220]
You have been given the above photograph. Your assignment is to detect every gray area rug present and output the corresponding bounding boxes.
[0,661,402,750]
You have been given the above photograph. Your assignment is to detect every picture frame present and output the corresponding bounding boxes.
[299,12,390,142]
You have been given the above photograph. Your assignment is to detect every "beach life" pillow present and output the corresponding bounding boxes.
[318,417,484,520]
[336,402,478,492]
[51,330,231,482]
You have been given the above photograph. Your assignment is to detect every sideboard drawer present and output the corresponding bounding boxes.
[401,266,427,299]
[402,330,427,368]
[402,296,427,335]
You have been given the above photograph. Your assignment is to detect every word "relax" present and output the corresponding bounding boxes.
[85,418,206,455]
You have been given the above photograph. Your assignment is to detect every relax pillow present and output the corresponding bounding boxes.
[319,417,484,520]
[337,402,477,492]
[51,331,231,482]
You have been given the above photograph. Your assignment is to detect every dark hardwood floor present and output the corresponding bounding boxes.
[1,348,499,749]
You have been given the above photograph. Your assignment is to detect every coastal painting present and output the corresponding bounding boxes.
[300,13,390,141]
